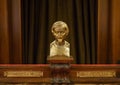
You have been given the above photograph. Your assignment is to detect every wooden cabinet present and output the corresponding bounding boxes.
[0,64,120,84]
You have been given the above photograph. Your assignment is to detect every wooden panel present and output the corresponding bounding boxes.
[0,64,120,84]
[70,64,120,83]
[0,64,50,83]
[0,0,22,64]
[0,0,10,63]
[8,0,22,63]
[97,0,110,63]
[98,0,120,64]
[111,0,120,63]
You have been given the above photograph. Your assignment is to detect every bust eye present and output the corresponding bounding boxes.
[60,31,64,33]
[55,31,64,34]
[55,31,59,34]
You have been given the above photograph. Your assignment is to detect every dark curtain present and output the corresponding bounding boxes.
[21,0,97,64]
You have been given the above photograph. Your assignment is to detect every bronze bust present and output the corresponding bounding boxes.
[49,21,70,57]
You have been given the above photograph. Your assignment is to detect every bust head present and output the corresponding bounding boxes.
[51,21,69,44]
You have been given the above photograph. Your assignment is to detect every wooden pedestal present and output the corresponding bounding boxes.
[47,55,74,83]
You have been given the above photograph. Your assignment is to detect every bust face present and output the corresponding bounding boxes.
[53,27,66,40]
[51,21,69,43]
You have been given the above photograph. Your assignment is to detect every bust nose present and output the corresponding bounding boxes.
[58,32,61,35]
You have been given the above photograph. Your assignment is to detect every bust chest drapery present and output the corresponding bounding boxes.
[50,40,70,57]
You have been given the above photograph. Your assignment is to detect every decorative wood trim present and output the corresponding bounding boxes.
[0,64,120,83]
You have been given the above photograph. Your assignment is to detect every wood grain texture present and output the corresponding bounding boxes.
[0,0,10,63]
[97,0,110,63]
[0,0,22,64]
[97,0,120,64]
[111,0,120,63]
[8,0,22,63]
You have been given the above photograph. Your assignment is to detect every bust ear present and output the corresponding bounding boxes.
[51,27,55,35]
[65,27,69,36]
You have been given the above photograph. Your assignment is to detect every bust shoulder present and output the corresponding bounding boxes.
[50,40,70,47]
[64,41,70,47]
[50,41,56,47]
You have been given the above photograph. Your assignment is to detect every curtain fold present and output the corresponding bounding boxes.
[21,0,97,64]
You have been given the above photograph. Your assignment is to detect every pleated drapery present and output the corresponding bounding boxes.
[21,0,97,64]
